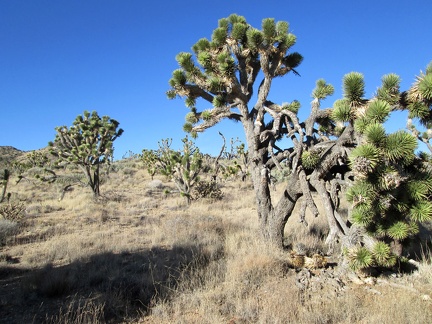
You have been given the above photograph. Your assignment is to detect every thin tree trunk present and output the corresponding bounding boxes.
[311,177,344,254]
[93,164,100,197]
[0,169,9,203]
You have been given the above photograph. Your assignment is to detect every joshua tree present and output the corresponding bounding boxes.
[342,63,432,270]
[49,110,123,197]
[147,137,203,204]
[167,14,431,253]
[141,149,159,180]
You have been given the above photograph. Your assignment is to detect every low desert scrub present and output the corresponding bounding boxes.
[0,218,19,246]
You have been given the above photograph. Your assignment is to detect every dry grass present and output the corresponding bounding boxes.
[1,156,432,323]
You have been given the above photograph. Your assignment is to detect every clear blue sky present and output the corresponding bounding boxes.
[1,0,431,159]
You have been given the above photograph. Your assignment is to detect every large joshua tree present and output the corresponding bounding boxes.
[49,110,123,197]
[167,14,431,253]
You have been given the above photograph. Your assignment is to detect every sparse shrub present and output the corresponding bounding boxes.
[121,167,137,176]
[0,202,25,222]
[0,218,19,245]
[191,180,224,201]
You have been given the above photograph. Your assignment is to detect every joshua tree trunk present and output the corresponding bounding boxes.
[0,169,10,203]
[79,164,100,197]
[250,164,302,247]
[93,165,100,197]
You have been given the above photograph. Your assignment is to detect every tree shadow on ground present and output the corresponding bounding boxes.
[0,244,210,323]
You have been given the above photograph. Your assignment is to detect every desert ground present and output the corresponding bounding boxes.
[1,147,431,323]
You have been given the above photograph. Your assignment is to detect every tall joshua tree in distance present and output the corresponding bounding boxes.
[167,13,432,255]
[49,110,123,197]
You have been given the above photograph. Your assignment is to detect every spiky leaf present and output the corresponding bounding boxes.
[282,100,301,114]
[409,201,432,222]
[384,131,417,164]
[283,52,302,69]
[351,204,374,226]
[419,73,432,100]
[312,79,335,100]
[262,18,276,41]
[192,38,211,53]
[349,144,381,174]
[366,100,391,124]
[246,28,263,51]
[343,72,365,104]
[346,180,377,205]
[201,110,212,121]
[372,242,392,266]
[347,247,373,271]
[301,151,321,170]
[231,22,247,40]
[387,221,410,240]
[332,99,351,122]
[364,123,386,146]
[376,74,400,105]
[212,27,227,47]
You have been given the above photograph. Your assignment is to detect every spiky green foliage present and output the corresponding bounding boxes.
[376,73,401,105]
[346,241,397,271]
[372,241,395,267]
[331,99,351,123]
[366,100,391,124]
[384,131,417,164]
[141,149,158,180]
[167,14,302,134]
[347,247,373,271]
[301,151,321,170]
[345,83,432,270]
[407,62,432,129]
[419,73,432,100]
[348,128,431,269]
[282,100,301,114]
[201,110,212,121]
[149,137,203,204]
[349,144,381,176]
[312,79,335,100]
[343,72,365,105]
[49,111,123,197]
[364,123,386,146]
[346,180,377,207]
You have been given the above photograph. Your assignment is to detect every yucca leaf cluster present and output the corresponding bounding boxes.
[407,62,432,126]
[345,242,397,271]
[405,62,432,154]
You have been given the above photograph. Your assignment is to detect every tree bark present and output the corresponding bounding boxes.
[250,161,302,248]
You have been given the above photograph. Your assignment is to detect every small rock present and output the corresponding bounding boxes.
[421,294,431,301]
[148,179,164,188]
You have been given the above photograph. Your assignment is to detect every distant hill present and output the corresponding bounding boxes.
[0,146,26,169]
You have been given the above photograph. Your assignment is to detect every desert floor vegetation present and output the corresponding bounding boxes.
[1,155,432,323]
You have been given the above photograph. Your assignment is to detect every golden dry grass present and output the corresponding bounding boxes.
[1,157,432,323]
